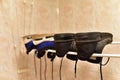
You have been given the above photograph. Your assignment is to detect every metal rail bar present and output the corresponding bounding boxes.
[47,49,120,58]
[111,42,120,45]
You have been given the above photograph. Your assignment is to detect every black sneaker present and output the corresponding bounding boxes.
[54,33,75,57]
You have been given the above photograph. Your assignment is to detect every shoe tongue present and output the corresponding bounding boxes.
[100,33,113,43]
[95,33,113,53]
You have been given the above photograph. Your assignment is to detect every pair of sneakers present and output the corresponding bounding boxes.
[54,32,113,63]
[25,40,55,58]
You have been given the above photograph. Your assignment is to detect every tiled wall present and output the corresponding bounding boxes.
[1,0,120,80]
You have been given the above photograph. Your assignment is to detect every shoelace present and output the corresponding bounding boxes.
[59,57,64,80]
[44,55,47,80]
[100,57,110,80]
